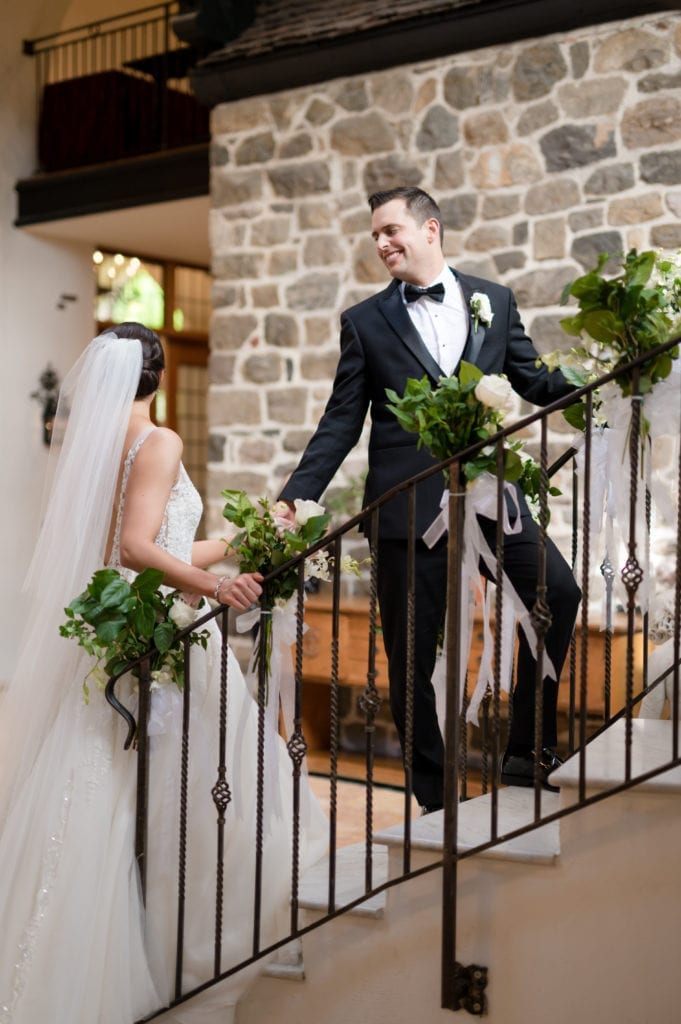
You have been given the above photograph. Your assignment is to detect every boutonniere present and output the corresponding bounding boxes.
[470,292,494,332]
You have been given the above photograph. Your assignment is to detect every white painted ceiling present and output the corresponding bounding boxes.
[23,194,211,267]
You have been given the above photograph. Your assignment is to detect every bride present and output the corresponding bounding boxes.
[0,324,327,1023]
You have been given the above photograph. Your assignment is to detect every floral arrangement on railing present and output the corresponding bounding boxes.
[221,490,365,711]
[541,247,681,620]
[60,567,209,702]
[542,247,681,430]
[385,359,553,507]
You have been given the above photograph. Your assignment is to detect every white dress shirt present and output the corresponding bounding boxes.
[401,265,469,376]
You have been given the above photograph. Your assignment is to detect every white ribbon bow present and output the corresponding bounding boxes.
[427,473,556,730]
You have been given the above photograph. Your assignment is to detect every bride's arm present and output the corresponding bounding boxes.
[191,522,239,570]
[118,428,262,610]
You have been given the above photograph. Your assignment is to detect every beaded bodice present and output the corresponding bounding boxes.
[108,427,202,573]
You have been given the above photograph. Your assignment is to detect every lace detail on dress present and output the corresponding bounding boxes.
[108,428,202,572]
[109,427,156,576]
[155,465,202,565]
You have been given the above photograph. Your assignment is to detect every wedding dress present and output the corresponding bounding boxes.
[0,426,328,1024]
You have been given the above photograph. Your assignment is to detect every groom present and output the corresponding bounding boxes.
[280,186,580,810]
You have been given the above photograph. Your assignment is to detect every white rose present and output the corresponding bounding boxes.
[475,374,515,414]
[294,498,325,526]
[169,597,199,629]
[470,291,494,328]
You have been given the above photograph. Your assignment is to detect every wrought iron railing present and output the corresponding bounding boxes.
[106,336,681,1019]
[23,3,209,172]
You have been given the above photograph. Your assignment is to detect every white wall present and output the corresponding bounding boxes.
[0,0,94,683]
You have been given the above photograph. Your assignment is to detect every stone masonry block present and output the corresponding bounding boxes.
[209,389,262,426]
[331,112,395,155]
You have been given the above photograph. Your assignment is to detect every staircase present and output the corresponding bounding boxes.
[235,719,681,1024]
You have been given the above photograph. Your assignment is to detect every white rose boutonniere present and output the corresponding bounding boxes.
[474,373,515,415]
[470,292,494,332]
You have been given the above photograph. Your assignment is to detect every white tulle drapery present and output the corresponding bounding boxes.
[0,333,142,821]
[574,359,681,625]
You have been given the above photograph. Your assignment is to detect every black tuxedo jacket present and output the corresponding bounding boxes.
[280,269,574,540]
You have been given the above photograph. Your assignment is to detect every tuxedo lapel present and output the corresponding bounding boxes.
[378,281,443,381]
[456,271,487,367]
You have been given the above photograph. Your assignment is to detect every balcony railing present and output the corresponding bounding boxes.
[23,3,209,173]
[106,337,681,1019]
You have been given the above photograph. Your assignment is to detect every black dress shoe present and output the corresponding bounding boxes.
[500,749,563,792]
[420,803,444,816]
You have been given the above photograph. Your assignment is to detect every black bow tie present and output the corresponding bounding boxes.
[403,282,445,304]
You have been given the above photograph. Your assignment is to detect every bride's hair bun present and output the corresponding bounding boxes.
[109,321,165,397]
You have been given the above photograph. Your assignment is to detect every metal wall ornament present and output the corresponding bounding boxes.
[31,364,61,446]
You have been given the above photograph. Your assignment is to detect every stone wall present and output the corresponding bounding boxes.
[207,10,681,545]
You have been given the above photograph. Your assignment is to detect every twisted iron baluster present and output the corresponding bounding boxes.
[578,393,593,801]
[252,598,271,956]
[174,637,192,1001]
[135,656,151,903]
[211,607,232,976]
[568,460,579,753]
[479,690,490,798]
[491,444,505,839]
[621,381,644,782]
[287,565,308,934]
[530,418,551,817]
[459,683,470,802]
[359,510,382,892]
[403,487,416,869]
[327,536,342,913]
[673,428,681,748]
[600,554,615,724]
[442,462,467,1010]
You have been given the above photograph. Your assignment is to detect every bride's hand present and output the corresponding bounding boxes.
[216,572,263,610]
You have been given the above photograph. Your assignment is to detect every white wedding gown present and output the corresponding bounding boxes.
[0,429,328,1024]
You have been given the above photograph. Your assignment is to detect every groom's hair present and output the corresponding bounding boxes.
[367,187,443,243]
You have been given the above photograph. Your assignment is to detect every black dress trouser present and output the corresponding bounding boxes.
[375,505,581,808]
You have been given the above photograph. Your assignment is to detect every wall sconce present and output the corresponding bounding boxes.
[31,364,61,446]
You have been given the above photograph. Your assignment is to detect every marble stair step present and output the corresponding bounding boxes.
[262,844,388,982]
[374,786,561,866]
[297,841,388,918]
[553,718,681,793]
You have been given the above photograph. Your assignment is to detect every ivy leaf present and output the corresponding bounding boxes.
[95,617,127,643]
[154,621,176,655]
[134,568,165,597]
[562,402,587,432]
[100,576,132,608]
[131,603,156,638]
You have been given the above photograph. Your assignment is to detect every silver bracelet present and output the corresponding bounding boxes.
[214,575,228,602]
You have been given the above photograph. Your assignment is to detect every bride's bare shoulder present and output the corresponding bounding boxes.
[134,426,183,474]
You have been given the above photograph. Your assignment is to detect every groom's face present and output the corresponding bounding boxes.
[370,198,441,285]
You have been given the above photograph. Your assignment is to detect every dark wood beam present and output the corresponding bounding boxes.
[15,144,209,227]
